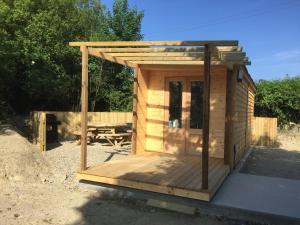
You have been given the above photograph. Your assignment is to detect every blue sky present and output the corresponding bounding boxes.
[102,0,300,80]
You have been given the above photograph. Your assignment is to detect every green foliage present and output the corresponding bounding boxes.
[110,0,143,41]
[0,0,143,119]
[254,76,300,126]
[87,0,144,112]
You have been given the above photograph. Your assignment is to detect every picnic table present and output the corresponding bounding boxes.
[73,122,132,147]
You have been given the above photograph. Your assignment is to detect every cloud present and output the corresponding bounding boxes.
[273,50,300,60]
[250,49,300,79]
[253,49,300,64]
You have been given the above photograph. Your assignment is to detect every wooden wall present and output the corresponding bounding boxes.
[31,111,132,142]
[247,86,255,149]
[209,67,227,158]
[136,65,227,158]
[136,68,149,154]
[225,66,256,168]
[233,76,248,161]
[144,69,165,153]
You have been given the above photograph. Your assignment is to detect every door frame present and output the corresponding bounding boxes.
[163,76,203,155]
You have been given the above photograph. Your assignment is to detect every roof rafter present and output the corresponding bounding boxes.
[130,61,223,65]
[86,47,204,53]
[120,56,206,61]
[70,40,239,47]
[88,48,137,67]
[130,60,250,65]
[70,41,250,67]
[109,52,204,57]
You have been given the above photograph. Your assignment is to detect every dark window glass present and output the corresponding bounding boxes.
[190,81,203,129]
[168,81,182,128]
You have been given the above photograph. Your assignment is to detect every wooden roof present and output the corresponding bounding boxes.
[69,41,250,68]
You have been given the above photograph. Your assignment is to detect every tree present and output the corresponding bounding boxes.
[0,0,144,120]
[89,0,144,112]
[254,75,300,126]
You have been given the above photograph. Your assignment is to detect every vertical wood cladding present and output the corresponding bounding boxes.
[136,65,227,158]
[228,67,255,168]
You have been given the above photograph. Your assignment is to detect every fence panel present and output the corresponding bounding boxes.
[31,111,132,142]
[251,117,277,146]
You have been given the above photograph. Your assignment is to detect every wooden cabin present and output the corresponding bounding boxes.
[69,41,255,201]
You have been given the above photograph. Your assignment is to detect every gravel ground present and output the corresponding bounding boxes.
[0,125,238,225]
[44,140,131,189]
[240,132,300,179]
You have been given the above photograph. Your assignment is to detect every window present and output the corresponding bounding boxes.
[168,81,182,128]
[190,81,203,129]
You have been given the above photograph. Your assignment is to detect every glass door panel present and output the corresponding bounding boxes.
[190,81,204,129]
[164,78,186,154]
[186,79,203,155]
[168,81,183,128]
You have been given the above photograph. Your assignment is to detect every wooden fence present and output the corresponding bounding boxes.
[31,111,132,146]
[31,112,277,149]
[251,117,277,146]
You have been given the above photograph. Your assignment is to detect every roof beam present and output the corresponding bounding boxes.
[221,52,247,61]
[211,46,243,58]
[224,59,251,66]
[109,52,204,57]
[215,46,243,52]
[120,56,206,61]
[88,48,136,68]
[69,40,239,47]
[86,47,204,53]
[131,60,250,66]
[130,60,223,65]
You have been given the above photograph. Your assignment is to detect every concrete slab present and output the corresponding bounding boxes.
[212,171,300,219]
[80,180,300,224]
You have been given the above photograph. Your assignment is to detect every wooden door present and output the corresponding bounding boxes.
[186,78,204,155]
[164,77,187,154]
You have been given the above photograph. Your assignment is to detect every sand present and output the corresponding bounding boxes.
[0,125,230,225]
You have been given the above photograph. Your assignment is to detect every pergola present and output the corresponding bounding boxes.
[69,40,250,190]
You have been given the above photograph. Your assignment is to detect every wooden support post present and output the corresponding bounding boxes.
[202,44,211,190]
[39,112,46,152]
[131,67,138,154]
[80,45,88,171]
[224,69,233,165]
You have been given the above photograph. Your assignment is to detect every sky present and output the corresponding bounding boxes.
[101,0,300,80]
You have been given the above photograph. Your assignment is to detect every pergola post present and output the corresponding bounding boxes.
[80,45,88,171]
[131,67,138,154]
[202,44,211,190]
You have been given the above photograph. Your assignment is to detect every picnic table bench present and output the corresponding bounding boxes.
[73,122,132,147]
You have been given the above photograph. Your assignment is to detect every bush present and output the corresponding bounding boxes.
[254,76,300,126]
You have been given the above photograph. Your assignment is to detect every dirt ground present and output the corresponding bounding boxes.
[240,131,300,180]
[0,125,241,225]
[1,124,299,225]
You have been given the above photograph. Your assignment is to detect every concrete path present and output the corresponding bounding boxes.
[212,171,300,219]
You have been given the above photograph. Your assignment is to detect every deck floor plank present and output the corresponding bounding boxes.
[79,153,229,201]
[151,156,197,187]
[171,159,202,189]
[182,158,217,190]
[123,155,173,183]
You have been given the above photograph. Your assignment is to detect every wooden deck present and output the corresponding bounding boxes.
[77,154,230,201]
